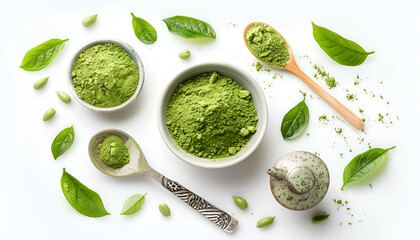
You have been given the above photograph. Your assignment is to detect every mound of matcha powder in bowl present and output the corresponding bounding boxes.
[70,41,143,111]
[165,71,259,160]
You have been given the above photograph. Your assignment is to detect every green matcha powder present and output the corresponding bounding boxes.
[72,43,139,108]
[166,72,258,159]
[246,23,290,68]
[98,135,130,169]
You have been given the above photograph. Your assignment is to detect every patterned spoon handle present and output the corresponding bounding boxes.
[145,168,238,233]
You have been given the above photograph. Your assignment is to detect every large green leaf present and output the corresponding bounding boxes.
[61,169,110,218]
[312,22,374,66]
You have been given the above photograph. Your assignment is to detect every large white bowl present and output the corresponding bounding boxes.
[157,63,268,168]
[67,39,145,112]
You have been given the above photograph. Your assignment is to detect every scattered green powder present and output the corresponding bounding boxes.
[335,127,342,134]
[313,64,338,89]
[272,73,283,79]
[326,78,338,88]
[246,23,290,68]
[346,93,355,100]
[359,108,364,113]
[252,61,274,73]
[254,62,263,71]
[378,113,384,123]
[354,75,360,85]
[319,115,327,121]
[97,135,130,169]
[166,72,258,159]
[72,43,140,108]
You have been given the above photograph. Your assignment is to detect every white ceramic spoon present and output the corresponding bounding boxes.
[88,129,238,233]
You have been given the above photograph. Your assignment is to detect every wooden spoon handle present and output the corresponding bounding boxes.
[287,63,364,130]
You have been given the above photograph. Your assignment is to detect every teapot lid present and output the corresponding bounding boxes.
[268,151,329,210]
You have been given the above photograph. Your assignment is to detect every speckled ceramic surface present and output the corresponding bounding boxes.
[268,151,329,211]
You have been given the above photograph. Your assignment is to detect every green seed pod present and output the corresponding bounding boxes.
[33,77,49,90]
[232,196,248,209]
[256,216,275,228]
[311,214,329,224]
[178,50,191,59]
[82,14,98,27]
[158,203,171,217]
[43,108,56,121]
[56,91,71,103]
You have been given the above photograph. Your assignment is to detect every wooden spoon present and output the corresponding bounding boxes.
[244,22,364,130]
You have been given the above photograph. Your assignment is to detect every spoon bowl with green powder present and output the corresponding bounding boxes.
[68,39,145,112]
[88,129,238,233]
[157,63,268,168]
[244,22,364,130]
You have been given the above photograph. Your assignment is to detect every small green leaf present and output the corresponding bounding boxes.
[256,216,275,228]
[82,14,98,27]
[281,97,309,139]
[131,13,157,44]
[33,77,49,90]
[312,214,330,224]
[158,203,171,217]
[61,168,110,218]
[20,38,69,71]
[312,22,374,66]
[162,16,216,39]
[51,126,74,159]
[43,108,56,121]
[342,146,396,189]
[121,193,147,215]
[232,196,248,209]
[56,91,71,103]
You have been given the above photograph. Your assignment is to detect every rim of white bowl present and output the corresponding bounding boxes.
[157,62,268,169]
[67,39,145,112]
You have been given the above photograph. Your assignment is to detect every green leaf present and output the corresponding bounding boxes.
[256,216,275,228]
[120,193,147,215]
[51,126,74,160]
[131,13,157,44]
[20,38,69,71]
[312,22,374,66]
[158,203,171,217]
[162,16,216,39]
[232,196,248,209]
[61,168,110,217]
[342,146,396,189]
[281,97,309,140]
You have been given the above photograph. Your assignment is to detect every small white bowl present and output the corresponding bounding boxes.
[157,63,268,168]
[67,39,145,112]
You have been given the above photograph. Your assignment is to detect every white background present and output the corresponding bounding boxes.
[1,0,419,239]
